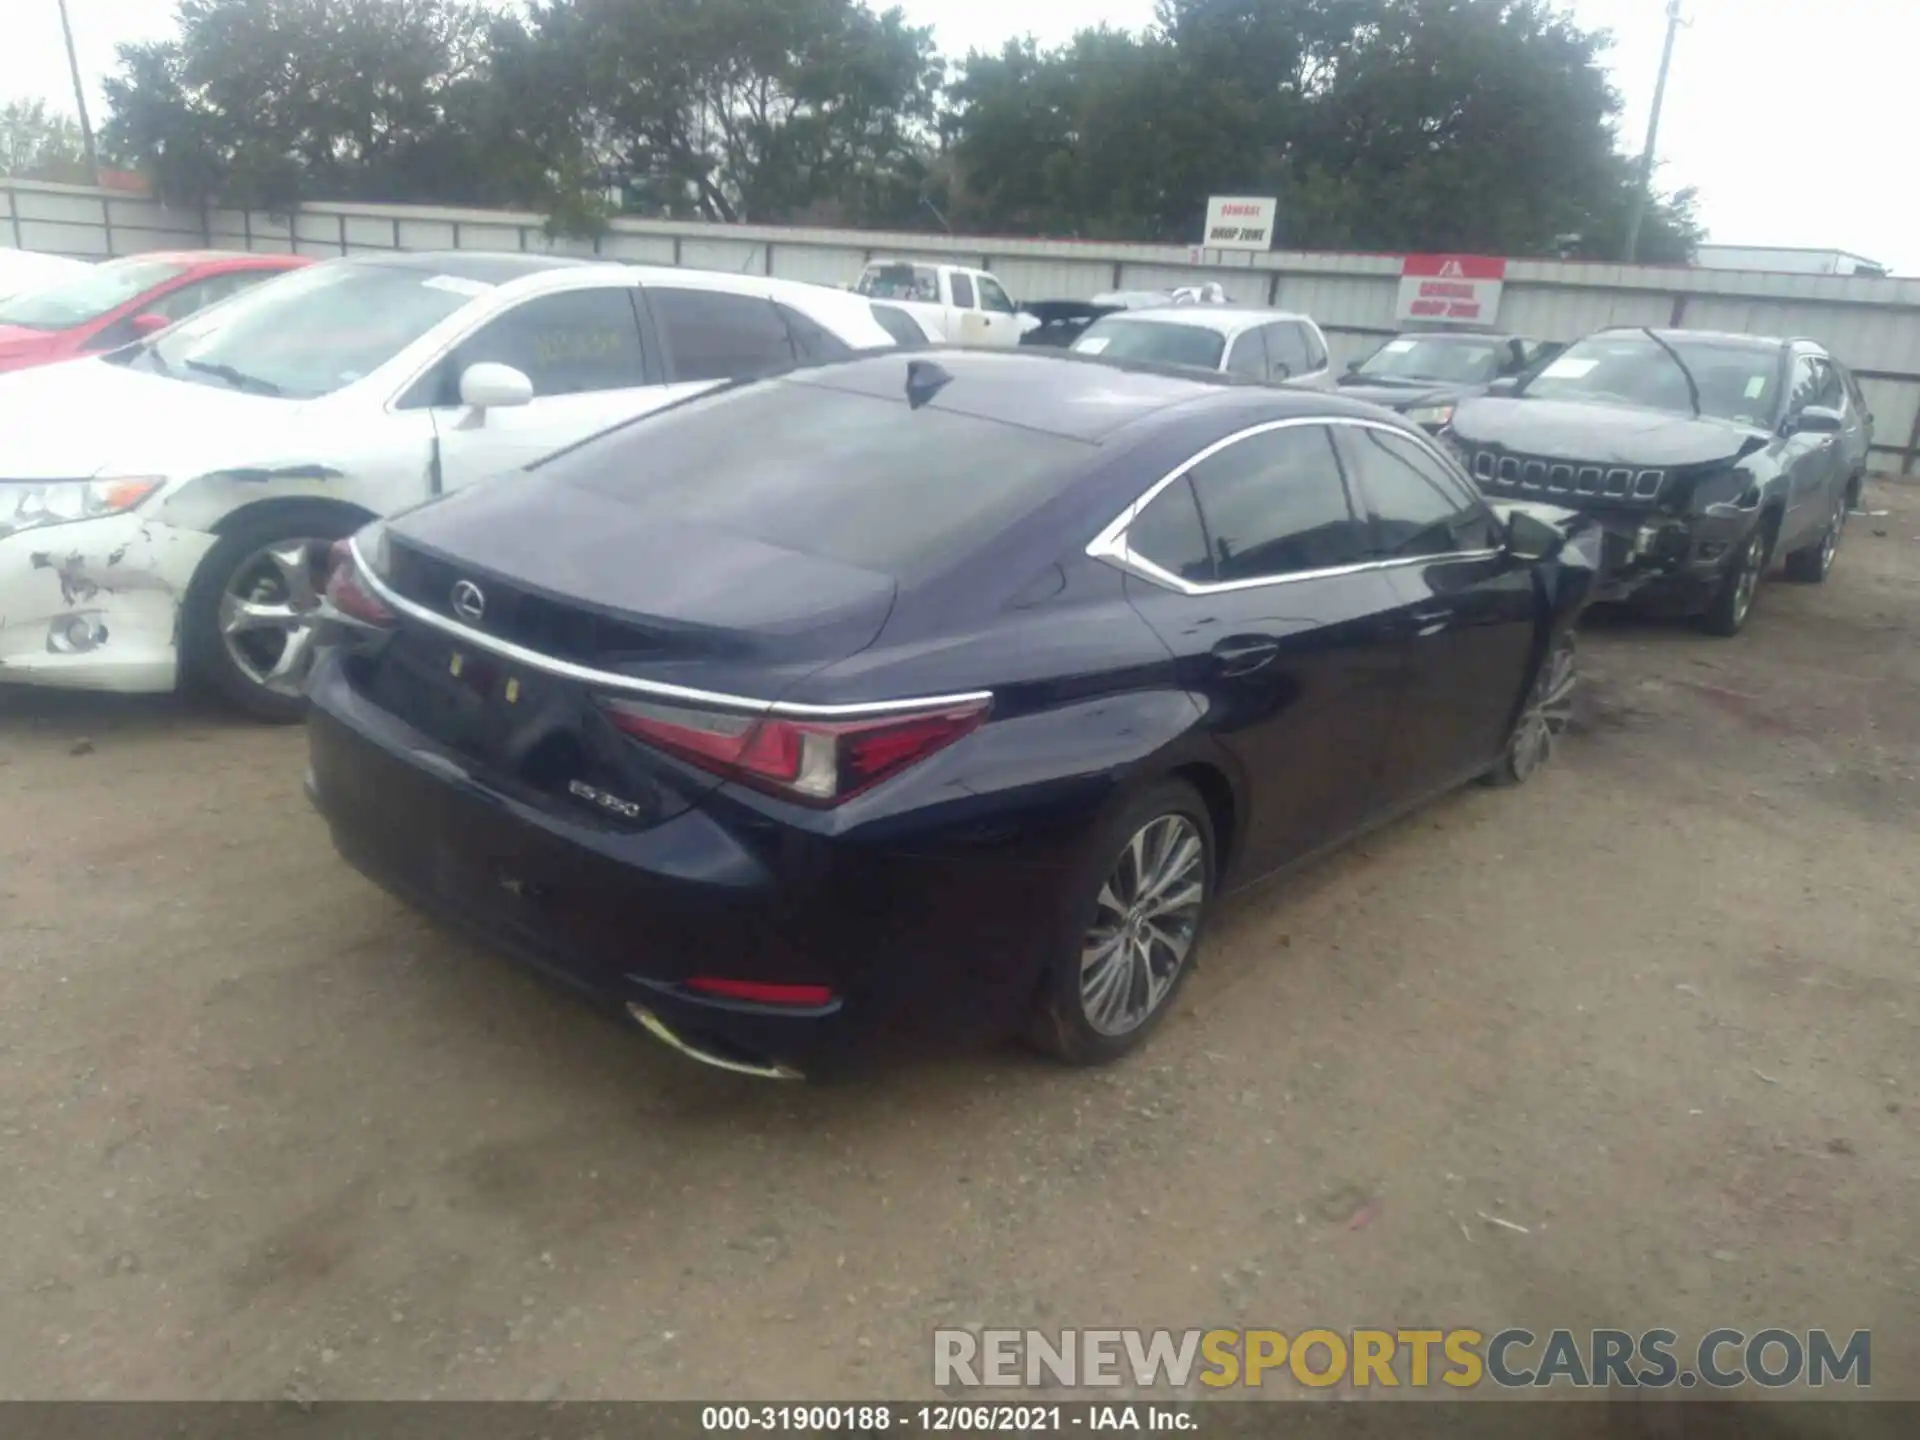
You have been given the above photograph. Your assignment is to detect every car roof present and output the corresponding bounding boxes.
[1099,306,1314,337]
[782,349,1370,443]
[348,250,597,282]
[114,250,307,269]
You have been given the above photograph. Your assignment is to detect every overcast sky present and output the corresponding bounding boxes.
[6,0,1913,273]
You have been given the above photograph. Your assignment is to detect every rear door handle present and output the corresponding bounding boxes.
[1211,637,1281,675]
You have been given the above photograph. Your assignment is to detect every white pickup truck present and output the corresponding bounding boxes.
[852,260,1022,347]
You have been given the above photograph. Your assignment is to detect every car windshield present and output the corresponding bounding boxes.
[1357,335,1509,384]
[132,262,480,398]
[1521,334,1783,425]
[0,257,187,331]
[855,264,940,303]
[541,376,1091,581]
[1072,318,1225,370]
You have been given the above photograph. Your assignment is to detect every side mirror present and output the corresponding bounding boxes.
[1346,358,1362,374]
[458,362,533,411]
[1791,405,1844,435]
[1504,509,1565,563]
[131,312,171,338]
[1485,376,1521,397]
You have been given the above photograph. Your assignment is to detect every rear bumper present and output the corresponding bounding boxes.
[304,652,1080,1071]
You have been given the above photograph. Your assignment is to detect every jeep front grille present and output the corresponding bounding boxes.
[1472,450,1664,503]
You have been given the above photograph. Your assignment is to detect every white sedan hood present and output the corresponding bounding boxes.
[0,357,312,482]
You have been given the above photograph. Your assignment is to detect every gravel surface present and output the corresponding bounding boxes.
[2,482,1916,1401]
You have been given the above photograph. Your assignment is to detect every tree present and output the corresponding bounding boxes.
[0,99,89,182]
[948,0,1707,260]
[533,0,944,225]
[101,0,523,210]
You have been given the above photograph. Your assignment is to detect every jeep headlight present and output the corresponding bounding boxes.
[0,477,164,539]
[1405,403,1456,429]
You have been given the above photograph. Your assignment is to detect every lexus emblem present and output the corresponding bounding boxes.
[449,580,486,624]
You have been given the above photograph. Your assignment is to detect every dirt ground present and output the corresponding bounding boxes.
[2,482,1916,1403]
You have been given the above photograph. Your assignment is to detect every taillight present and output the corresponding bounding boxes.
[324,538,395,628]
[600,694,989,805]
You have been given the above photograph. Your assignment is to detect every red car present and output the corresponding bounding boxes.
[0,251,311,373]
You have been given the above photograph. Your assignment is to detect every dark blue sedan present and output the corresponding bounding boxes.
[306,351,1599,1078]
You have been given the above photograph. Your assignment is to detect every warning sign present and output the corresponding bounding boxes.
[1201,196,1278,252]
[1395,254,1507,325]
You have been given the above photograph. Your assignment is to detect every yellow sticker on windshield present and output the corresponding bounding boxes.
[1744,375,1767,399]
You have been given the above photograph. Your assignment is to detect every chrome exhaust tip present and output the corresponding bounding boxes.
[626,1004,804,1082]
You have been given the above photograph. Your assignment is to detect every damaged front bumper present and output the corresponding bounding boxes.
[0,513,213,693]
[1589,505,1758,609]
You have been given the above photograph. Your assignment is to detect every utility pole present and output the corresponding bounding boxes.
[1624,0,1684,265]
[56,0,101,185]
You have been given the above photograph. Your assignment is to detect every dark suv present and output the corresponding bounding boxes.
[1444,329,1868,635]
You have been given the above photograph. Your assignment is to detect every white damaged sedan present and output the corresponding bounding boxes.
[0,250,899,718]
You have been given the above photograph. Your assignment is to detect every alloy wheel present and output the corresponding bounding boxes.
[218,538,331,698]
[1731,534,1765,627]
[1821,498,1845,575]
[1079,813,1206,1037]
[1508,639,1577,783]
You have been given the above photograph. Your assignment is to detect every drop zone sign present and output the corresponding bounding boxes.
[1202,196,1278,251]
[1396,255,1507,325]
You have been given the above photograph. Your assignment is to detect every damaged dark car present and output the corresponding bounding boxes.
[1337,330,1561,433]
[1446,329,1866,635]
[307,352,1600,1079]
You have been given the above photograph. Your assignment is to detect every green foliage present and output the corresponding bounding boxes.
[88,0,1704,261]
[0,99,89,182]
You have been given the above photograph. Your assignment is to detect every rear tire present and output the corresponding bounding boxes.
[1699,522,1770,637]
[1783,492,1845,584]
[1026,779,1216,1066]
[180,503,365,723]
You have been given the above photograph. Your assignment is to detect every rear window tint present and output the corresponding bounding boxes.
[540,379,1092,580]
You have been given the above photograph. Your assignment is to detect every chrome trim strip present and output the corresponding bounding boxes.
[1083,415,1505,598]
[627,1004,804,1081]
[347,537,994,719]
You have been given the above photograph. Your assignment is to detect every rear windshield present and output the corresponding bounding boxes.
[855,263,940,303]
[1073,317,1225,370]
[538,378,1092,579]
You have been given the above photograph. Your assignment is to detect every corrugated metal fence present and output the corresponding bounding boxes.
[6,177,1919,474]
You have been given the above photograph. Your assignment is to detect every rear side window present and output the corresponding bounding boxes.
[950,273,976,309]
[1185,424,1366,581]
[1812,358,1845,411]
[868,302,927,348]
[777,304,853,365]
[1263,322,1312,379]
[1343,426,1501,558]
[1225,329,1268,380]
[544,378,1091,580]
[652,287,795,382]
[1301,323,1328,371]
[1124,477,1215,582]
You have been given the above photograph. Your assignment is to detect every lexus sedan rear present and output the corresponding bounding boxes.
[306,352,1599,1077]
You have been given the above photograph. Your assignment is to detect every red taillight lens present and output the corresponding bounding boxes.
[684,978,836,1007]
[601,695,988,805]
[324,539,395,628]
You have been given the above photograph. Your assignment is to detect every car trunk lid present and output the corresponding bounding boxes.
[360,480,898,831]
